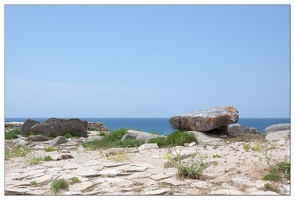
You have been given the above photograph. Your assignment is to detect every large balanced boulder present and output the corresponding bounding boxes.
[228,123,261,136]
[20,119,40,136]
[265,123,290,133]
[30,118,88,137]
[169,106,239,132]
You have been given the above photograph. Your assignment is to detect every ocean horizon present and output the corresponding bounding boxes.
[5,117,290,135]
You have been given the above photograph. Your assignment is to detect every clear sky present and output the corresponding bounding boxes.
[4,4,290,118]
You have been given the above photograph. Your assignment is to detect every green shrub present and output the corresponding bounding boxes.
[43,156,53,161]
[71,131,87,137]
[98,132,106,136]
[165,149,209,179]
[64,133,72,139]
[243,144,251,151]
[50,132,57,138]
[44,146,55,152]
[269,162,290,180]
[148,137,167,147]
[262,173,281,181]
[111,139,144,148]
[264,183,280,193]
[30,181,38,187]
[81,128,128,149]
[5,129,20,140]
[166,130,198,146]
[51,179,69,194]
[70,177,81,184]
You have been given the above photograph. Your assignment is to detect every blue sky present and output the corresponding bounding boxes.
[4,5,290,118]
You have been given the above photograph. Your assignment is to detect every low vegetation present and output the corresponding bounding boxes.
[70,177,81,184]
[5,145,32,158]
[225,133,266,143]
[165,149,209,179]
[148,130,198,148]
[64,133,72,139]
[5,129,20,140]
[82,128,143,149]
[44,146,55,152]
[51,179,69,194]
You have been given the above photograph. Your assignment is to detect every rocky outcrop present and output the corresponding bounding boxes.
[122,130,166,143]
[88,122,110,132]
[20,119,39,136]
[30,118,88,137]
[49,136,68,147]
[265,130,290,141]
[169,106,239,132]
[265,123,290,133]
[228,123,261,136]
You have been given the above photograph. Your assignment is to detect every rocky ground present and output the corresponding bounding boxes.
[4,130,291,196]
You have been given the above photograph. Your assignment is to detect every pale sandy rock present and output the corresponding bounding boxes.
[30,174,53,184]
[265,130,290,141]
[160,177,187,186]
[5,187,30,195]
[63,163,81,169]
[277,139,285,146]
[132,177,156,186]
[84,160,100,166]
[248,191,280,195]
[189,131,224,146]
[145,189,168,195]
[138,143,158,151]
[72,167,100,177]
[189,142,197,147]
[150,173,171,181]
[210,189,245,195]
[265,123,290,133]
[211,177,232,184]
[190,180,212,189]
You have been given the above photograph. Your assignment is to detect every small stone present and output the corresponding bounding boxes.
[188,142,196,147]
[277,139,285,146]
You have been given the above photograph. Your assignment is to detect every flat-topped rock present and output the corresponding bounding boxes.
[189,131,224,146]
[265,123,290,133]
[169,106,239,131]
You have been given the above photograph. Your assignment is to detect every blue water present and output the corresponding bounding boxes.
[5,118,290,135]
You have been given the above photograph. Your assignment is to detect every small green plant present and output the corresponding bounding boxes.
[70,177,81,184]
[44,146,55,152]
[64,133,72,139]
[252,142,263,151]
[166,130,198,146]
[164,149,209,179]
[30,181,38,187]
[43,156,53,161]
[212,154,221,158]
[50,132,57,138]
[236,170,242,174]
[27,155,43,165]
[98,132,106,136]
[5,145,32,158]
[212,161,218,166]
[243,144,251,151]
[148,137,167,148]
[262,173,281,181]
[51,179,69,194]
[264,183,280,193]
[5,129,20,140]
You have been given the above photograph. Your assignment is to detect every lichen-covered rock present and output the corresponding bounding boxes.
[228,123,261,136]
[30,118,88,137]
[20,119,40,136]
[169,106,239,131]
[265,123,290,133]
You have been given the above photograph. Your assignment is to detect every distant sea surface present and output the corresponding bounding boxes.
[5,118,290,135]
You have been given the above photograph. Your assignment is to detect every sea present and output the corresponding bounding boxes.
[5,118,290,135]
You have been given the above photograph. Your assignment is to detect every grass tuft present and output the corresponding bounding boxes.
[51,179,69,194]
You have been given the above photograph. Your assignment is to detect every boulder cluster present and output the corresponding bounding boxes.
[169,106,261,138]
